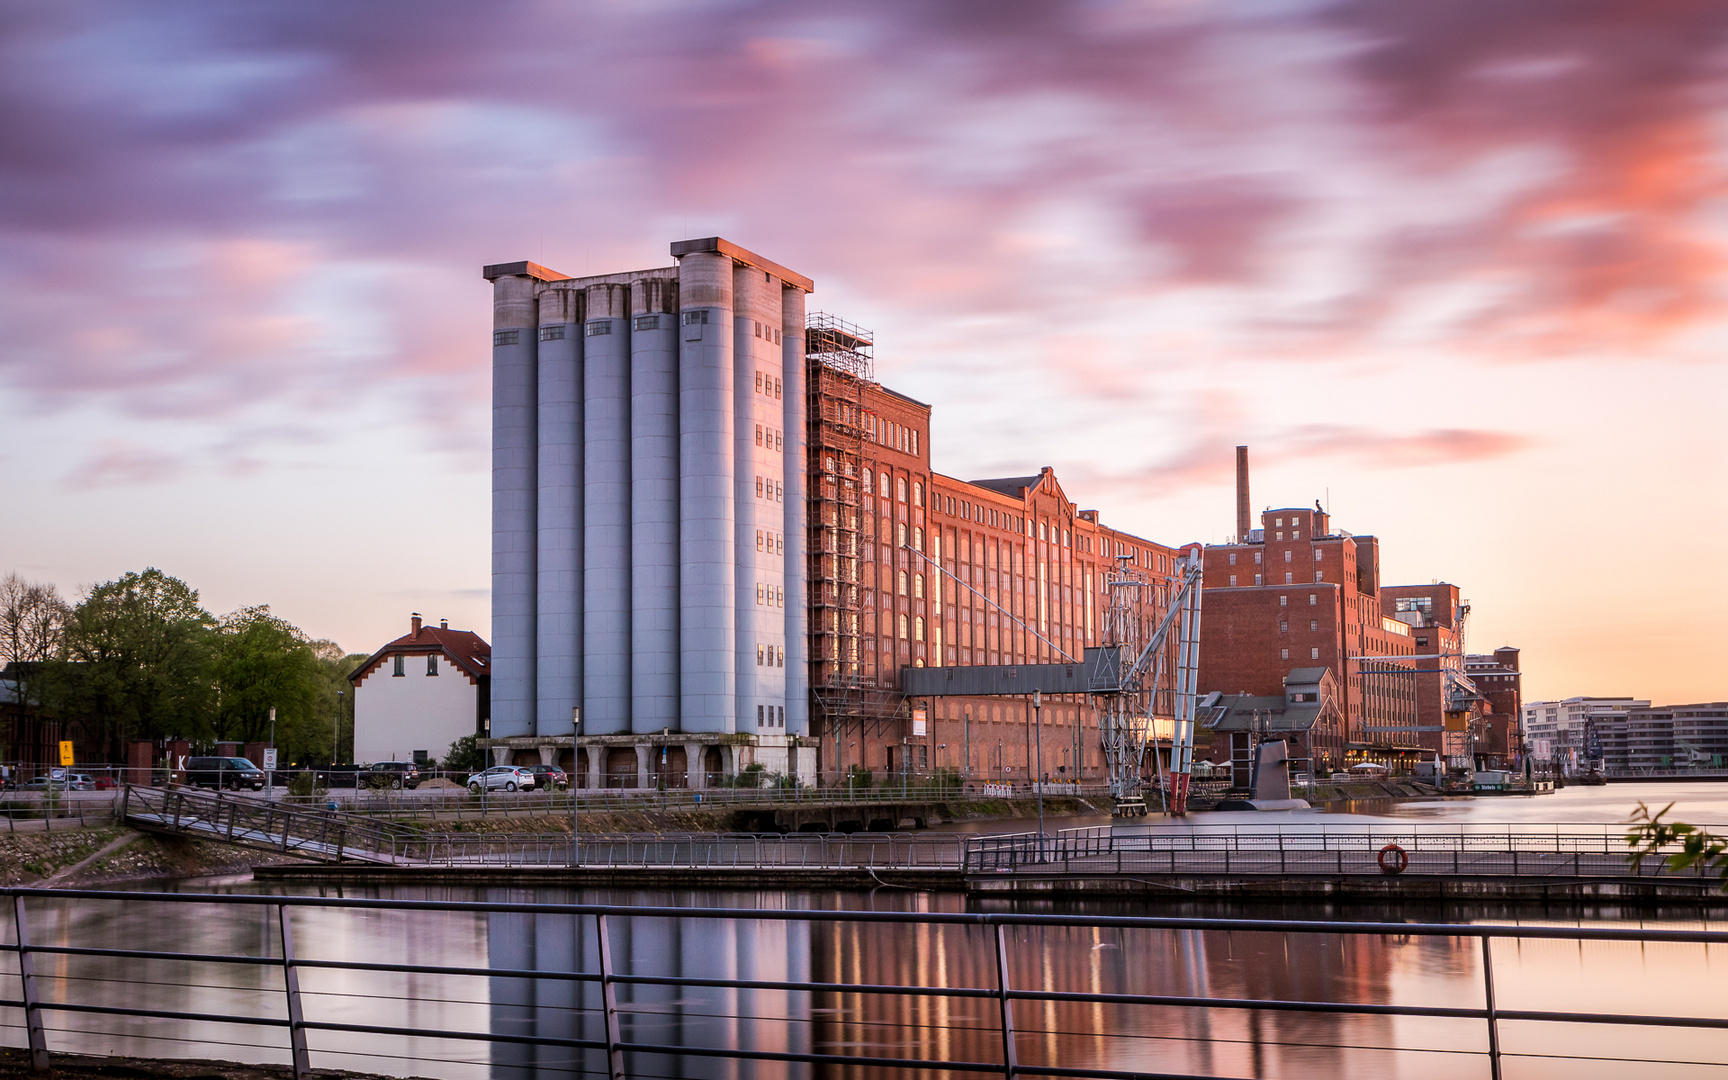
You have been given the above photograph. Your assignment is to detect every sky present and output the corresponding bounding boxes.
[2,0,1725,705]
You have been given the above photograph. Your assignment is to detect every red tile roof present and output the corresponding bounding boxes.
[350,622,491,686]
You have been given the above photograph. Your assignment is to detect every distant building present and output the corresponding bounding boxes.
[1520,697,1647,772]
[1464,648,1522,766]
[349,615,491,766]
[1202,667,1345,785]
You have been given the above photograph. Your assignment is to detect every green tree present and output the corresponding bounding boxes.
[443,734,485,773]
[0,573,70,760]
[1627,802,1728,889]
[56,568,216,756]
[310,641,366,765]
[210,606,323,754]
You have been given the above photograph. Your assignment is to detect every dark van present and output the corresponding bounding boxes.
[185,756,266,791]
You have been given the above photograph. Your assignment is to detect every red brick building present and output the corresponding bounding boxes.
[1465,647,1522,766]
[807,323,1180,784]
[1198,506,1422,772]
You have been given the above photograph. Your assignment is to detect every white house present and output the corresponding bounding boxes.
[351,614,490,766]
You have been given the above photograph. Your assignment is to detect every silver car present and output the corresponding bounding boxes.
[468,765,537,793]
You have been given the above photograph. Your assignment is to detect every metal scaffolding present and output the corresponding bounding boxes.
[805,313,903,777]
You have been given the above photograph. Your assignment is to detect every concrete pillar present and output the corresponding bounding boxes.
[734,264,785,736]
[537,287,584,733]
[631,278,681,733]
[584,283,632,734]
[781,285,809,736]
[491,273,539,737]
[537,745,558,767]
[684,742,707,789]
[586,745,604,791]
[491,745,512,767]
[636,744,652,791]
[678,252,735,732]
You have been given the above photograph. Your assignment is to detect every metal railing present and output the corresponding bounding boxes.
[5,887,1728,1079]
[966,822,1700,880]
[121,784,408,863]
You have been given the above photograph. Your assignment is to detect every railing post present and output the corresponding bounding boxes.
[13,894,50,1072]
[993,922,1018,1079]
[278,905,312,1079]
[1481,935,1503,1080]
[594,913,626,1080]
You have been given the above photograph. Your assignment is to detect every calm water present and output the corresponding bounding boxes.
[3,784,1727,1079]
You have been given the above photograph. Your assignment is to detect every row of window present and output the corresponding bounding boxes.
[1278,620,1322,632]
[756,644,785,667]
[755,582,785,607]
[754,476,784,502]
[391,655,439,677]
[1231,572,1325,586]
[754,424,784,451]
[866,415,920,457]
[757,704,785,728]
[1280,648,1323,660]
[754,371,783,399]
[751,320,783,345]
[755,530,784,555]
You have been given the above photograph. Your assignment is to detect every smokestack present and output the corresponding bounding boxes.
[1235,446,1251,542]
[411,613,422,637]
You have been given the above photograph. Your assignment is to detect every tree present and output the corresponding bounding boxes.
[443,734,485,773]
[58,568,216,756]
[310,640,366,764]
[0,573,71,760]
[210,606,323,754]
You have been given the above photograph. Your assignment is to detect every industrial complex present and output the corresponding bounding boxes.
[478,238,1522,792]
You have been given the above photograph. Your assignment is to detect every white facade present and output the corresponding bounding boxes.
[1520,696,1647,767]
[354,651,485,766]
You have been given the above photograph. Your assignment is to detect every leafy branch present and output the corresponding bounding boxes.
[1626,802,1728,889]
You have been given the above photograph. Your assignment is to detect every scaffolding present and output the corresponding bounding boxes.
[805,313,904,779]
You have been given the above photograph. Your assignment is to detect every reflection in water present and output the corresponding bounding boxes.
[3,884,1726,1080]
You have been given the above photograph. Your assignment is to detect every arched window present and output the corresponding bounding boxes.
[863,469,873,491]
[898,614,909,640]
[897,523,907,547]
[898,571,908,596]
[913,574,924,599]
[914,617,925,641]
[913,482,923,506]
[897,477,908,502]
[880,474,890,498]
[912,527,923,551]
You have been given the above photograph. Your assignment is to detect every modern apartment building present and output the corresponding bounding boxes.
[1520,697,1647,771]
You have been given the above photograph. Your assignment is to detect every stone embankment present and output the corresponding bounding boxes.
[0,823,298,888]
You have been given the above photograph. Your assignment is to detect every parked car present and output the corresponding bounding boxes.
[526,765,568,790]
[468,765,536,793]
[365,761,423,790]
[184,756,267,791]
[22,776,63,790]
[65,774,96,790]
[92,776,118,790]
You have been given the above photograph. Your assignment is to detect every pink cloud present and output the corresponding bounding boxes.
[65,440,187,489]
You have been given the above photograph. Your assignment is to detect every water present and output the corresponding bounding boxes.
[5,784,1728,1079]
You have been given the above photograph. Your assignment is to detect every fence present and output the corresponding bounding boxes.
[965,822,1696,880]
[4,887,1728,1079]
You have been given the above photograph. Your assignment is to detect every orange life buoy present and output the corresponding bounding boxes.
[1377,843,1409,875]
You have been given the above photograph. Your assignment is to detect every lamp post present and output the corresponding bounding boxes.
[571,707,581,870]
[267,706,276,801]
[1033,689,1045,855]
[334,691,344,769]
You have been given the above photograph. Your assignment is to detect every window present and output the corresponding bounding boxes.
[1416,636,1430,647]
[1279,621,1288,632]
[1284,573,1293,584]
[755,424,763,447]
[898,523,908,547]
[777,646,784,668]
[897,477,908,501]
[1254,551,1262,564]
[1275,518,1283,527]
[1229,575,1238,587]
[1309,594,1318,605]
[392,656,404,677]
[757,644,765,666]
[912,527,923,550]
[880,475,890,498]
[1314,571,1323,583]
[1279,596,1288,607]
[912,430,919,456]
[756,476,764,498]
[915,617,925,641]
[775,480,783,502]
[898,570,909,595]
[913,574,924,598]
[757,705,765,728]
[681,310,708,326]
[493,330,519,346]
[585,321,611,337]
[756,583,765,605]
[899,614,909,639]
[755,372,764,394]
[1228,552,1237,566]
[913,482,923,506]
[1254,574,1263,585]
[427,655,438,676]
[773,377,782,399]
[1284,550,1292,563]
[1281,648,1290,660]
[1310,648,1320,660]
[539,325,564,341]
[1292,530,1300,539]
[756,530,764,552]
[1276,532,1283,541]
[1310,619,1319,631]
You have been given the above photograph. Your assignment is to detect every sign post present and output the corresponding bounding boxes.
[58,742,74,769]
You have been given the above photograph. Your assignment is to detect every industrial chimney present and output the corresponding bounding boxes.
[1235,446,1251,542]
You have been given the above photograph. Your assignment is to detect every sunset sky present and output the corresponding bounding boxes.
[2,1,1725,705]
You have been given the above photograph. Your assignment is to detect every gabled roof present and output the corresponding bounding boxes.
[1284,667,1330,685]
[350,623,491,686]
[1206,694,1327,733]
[969,475,1043,497]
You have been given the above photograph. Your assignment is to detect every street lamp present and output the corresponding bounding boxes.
[571,706,581,869]
[1033,689,1045,854]
[334,691,344,768]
